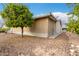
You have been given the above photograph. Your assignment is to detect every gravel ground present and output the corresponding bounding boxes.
[0,32,78,56]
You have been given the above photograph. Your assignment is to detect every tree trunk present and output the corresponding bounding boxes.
[21,27,23,38]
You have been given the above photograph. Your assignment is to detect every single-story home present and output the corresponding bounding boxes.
[9,13,62,37]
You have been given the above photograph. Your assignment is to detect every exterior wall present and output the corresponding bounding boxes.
[31,17,48,33]
[48,18,56,36]
[27,17,49,37]
[55,20,62,34]
[11,17,49,37]
[9,16,62,37]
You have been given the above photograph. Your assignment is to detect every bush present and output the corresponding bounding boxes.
[0,28,10,33]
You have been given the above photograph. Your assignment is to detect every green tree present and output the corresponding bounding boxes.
[67,17,76,32]
[1,3,33,37]
[67,3,79,34]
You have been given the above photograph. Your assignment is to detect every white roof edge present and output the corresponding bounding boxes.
[33,13,50,18]
[33,13,57,21]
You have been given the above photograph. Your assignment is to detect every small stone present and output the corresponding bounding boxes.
[76,45,79,48]
[70,49,75,53]
[71,44,75,47]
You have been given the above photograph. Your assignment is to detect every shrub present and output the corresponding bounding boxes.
[0,28,10,33]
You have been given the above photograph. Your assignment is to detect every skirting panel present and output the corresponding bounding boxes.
[9,32,48,37]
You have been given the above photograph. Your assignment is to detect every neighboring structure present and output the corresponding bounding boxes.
[62,23,67,32]
[52,12,69,32]
[9,13,62,37]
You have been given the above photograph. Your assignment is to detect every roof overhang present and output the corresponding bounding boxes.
[33,13,57,22]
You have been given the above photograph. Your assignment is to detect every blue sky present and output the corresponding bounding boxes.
[0,3,72,27]
[26,3,71,15]
[0,3,71,15]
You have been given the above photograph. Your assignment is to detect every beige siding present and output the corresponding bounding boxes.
[48,18,56,36]
[10,16,61,37]
[11,17,49,37]
[31,18,48,33]
[28,17,49,37]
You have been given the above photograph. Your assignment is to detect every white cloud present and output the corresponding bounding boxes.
[52,12,69,23]
[52,12,69,28]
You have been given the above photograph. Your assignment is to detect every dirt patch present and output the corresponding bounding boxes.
[0,32,78,56]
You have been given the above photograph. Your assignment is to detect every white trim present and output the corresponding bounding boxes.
[9,31,48,37]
